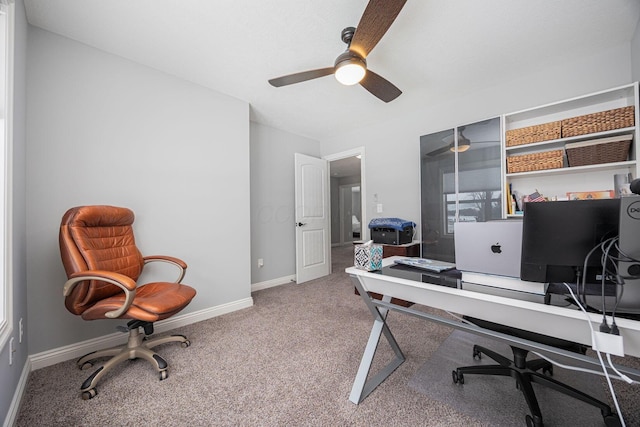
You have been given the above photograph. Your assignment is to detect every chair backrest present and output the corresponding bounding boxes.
[59,205,145,315]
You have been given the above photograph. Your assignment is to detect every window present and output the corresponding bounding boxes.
[445,190,502,234]
[0,0,14,348]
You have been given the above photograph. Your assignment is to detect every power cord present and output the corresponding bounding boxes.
[529,350,630,382]
[562,282,627,427]
[606,353,633,384]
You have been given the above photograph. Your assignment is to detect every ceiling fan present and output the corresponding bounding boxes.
[268,0,407,103]
[426,127,499,157]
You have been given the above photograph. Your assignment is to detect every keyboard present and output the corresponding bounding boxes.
[393,257,456,273]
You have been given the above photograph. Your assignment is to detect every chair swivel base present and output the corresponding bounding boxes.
[76,325,190,400]
[452,344,620,427]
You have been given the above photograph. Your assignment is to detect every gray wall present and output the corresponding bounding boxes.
[26,28,251,354]
[249,121,319,284]
[0,0,28,422]
[320,43,635,237]
[633,18,640,82]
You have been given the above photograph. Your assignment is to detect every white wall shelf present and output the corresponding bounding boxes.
[505,127,635,153]
[506,160,637,178]
[502,82,639,216]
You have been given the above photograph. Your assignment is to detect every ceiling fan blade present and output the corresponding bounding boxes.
[349,0,407,58]
[268,67,335,87]
[359,70,402,103]
[425,145,452,157]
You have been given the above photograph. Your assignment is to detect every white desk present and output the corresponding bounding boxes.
[347,257,640,404]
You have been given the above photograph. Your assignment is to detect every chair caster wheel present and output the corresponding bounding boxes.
[525,414,543,427]
[79,361,93,370]
[82,388,97,400]
[472,345,481,360]
[181,340,191,348]
[159,370,168,381]
[603,414,622,427]
[452,370,464,384]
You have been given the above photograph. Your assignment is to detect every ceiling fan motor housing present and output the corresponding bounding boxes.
[334,50,366,69]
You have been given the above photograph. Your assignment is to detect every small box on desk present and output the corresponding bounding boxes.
[369,218,415,245]
[371,227,413,245]
[354,243,383,271]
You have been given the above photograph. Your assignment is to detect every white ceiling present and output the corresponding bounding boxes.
[23,0,640,141]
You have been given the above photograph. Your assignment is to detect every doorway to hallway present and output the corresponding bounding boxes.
[326,147,365,247]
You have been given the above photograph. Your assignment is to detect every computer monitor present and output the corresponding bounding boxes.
[520,198,640,315]
[520,198,619,286]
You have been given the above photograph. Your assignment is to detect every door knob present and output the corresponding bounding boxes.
[296,222,306,227]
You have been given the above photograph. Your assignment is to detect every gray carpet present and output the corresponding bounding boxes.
[13,245,640,426]
[409,330,610,426]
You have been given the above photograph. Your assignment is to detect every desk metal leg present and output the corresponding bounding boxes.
[349,276,405,404]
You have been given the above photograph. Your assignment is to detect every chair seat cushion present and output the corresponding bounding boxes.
[81,282,197,322]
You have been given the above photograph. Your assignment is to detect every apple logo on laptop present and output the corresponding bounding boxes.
[490,242,502,254]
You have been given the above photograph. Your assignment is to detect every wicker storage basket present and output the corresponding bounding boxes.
[507,149,564,173]
[562,106,635,138]
[565,134,632,167]
[506,121,561,147]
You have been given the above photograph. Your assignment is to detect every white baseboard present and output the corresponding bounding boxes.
[3,357,31,427]
[251,274,295,292]
[29,297,254,371]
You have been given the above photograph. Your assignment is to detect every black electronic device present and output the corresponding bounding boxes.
[521,197,640,314]
[520,199,619,285]
[615,195,640,314]
[371,226,413,245]
[368,217,415,245]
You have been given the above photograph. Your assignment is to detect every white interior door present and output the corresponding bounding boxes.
[295,153,330,284]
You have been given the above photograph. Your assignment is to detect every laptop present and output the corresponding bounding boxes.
[454,220,523,278]
[454,220,547,296]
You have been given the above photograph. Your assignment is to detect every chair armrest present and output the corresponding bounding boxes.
[143,255,187,283]
[63,270,137,319]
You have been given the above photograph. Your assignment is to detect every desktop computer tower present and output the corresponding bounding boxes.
[615,195,640,314]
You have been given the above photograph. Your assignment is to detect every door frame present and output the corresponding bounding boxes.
[325,147,367,242]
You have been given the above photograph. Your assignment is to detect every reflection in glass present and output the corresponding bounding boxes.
[420,118,502,262]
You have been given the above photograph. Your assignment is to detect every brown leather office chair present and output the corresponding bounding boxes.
[59,205,197,400]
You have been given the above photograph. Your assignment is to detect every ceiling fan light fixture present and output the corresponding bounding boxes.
[334,52,366,86]
[449,137,471,153]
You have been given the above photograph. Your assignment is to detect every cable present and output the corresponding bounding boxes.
[606,353,634,384]
[529,350,629,381]
[601,237,618,323]
[579,236,629,330]
[579,237,608,311]
[562,282,626,427]
[580,238,608,330]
